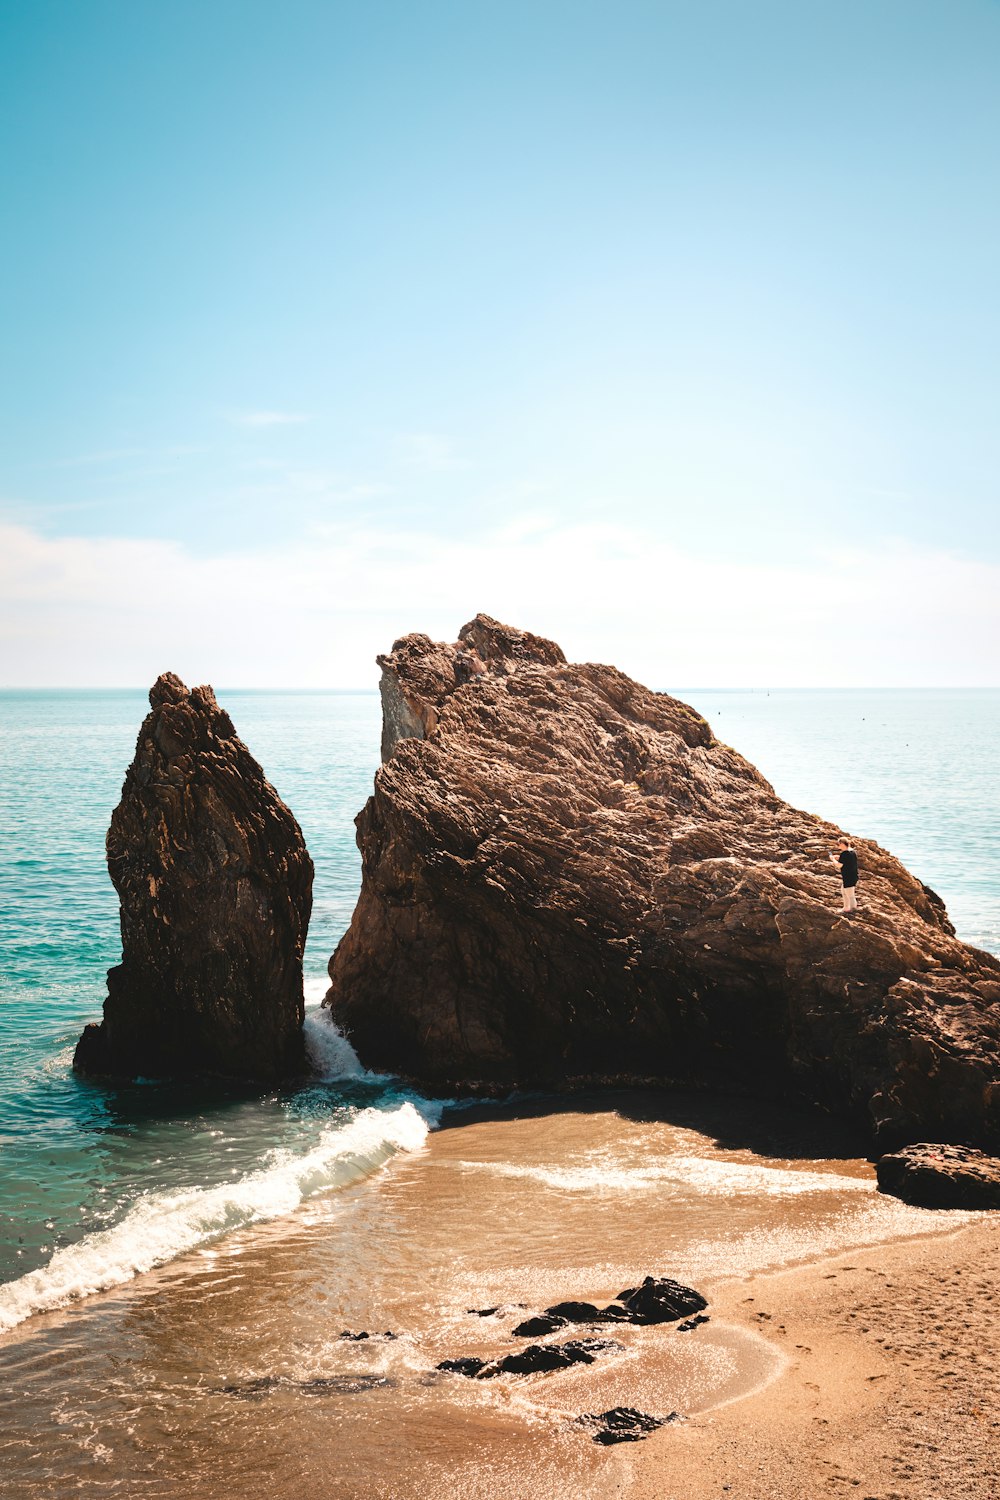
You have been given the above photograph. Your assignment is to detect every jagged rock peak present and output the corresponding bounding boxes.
[74,674,313,1083]
[327,617,1000,1149]
[377,614,570,761]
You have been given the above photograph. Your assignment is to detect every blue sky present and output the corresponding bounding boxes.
[2,0,999,686]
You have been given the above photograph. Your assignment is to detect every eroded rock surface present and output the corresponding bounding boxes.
[578,1407,675,1444]
[74,673,313,1082]
[876,1143,1000,1209]
[325,615,1000,1147]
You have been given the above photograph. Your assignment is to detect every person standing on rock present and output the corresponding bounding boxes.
[830,839,859,915]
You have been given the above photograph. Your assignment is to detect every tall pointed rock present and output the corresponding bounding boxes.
[74,674,313,1083]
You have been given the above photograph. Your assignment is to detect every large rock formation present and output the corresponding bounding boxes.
[325,615,1000,1148]
[74,674,313,1083]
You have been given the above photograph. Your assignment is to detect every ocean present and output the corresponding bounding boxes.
[0,686,996,1497]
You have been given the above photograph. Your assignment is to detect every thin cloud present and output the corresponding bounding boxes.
[2,520,998,690]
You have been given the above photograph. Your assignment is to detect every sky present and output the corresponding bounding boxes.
[2,0,999,688]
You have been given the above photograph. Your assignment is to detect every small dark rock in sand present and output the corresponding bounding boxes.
[338,1330,398,1342]
[579,1407,677,1444]
[676,1313,711,1332]
[437,1338,622,1380]
[616,1276,708,1324]
[490,1338,622,1377]
[876,1143,1000,1209]
[513,1313,568,1337]
[466,1306,500,1317]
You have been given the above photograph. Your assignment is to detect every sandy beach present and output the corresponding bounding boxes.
[1,1091,996,1499]
[626,1217,1000,1500]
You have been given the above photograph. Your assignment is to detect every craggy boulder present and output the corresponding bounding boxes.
[325,615,1000,1148]
[876,1143,1000,1209]
[74,674,313,1082]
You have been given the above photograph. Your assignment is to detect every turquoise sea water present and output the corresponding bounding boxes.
[0,687,997,1331]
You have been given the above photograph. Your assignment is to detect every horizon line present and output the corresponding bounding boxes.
[2,683,999,694]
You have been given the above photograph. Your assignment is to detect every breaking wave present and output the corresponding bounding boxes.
[0,1100,430,1334]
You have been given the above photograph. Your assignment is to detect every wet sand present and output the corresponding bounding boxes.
[0,1091,995,1498]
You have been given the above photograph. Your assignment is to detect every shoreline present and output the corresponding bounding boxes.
[0,1092,996,1499]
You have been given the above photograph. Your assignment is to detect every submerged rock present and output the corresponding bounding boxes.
[74,674,313,1083]
[222,1373,394,1401]
[326,615,1000,1148]
[338,1330,399,1341]
[876,1143,1000,1209]
[436,1357,488,1378]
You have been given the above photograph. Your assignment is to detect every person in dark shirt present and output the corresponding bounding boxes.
[829,839,859,914]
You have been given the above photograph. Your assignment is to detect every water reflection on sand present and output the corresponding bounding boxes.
[0,1090,978,1500]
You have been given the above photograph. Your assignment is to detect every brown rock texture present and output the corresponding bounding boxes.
[876,1142,1000,1208]
[74,673,313,1082]
[325,615,1000,1148]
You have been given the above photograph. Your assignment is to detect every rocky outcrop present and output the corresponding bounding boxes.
[74,674,313,1083]
[876,1144,1000,1208]
[325,615,1000,1148]
[512,1278,708,1334]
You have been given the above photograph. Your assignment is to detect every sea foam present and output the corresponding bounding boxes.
[0,1100,430,1334]
[303,1005,369,1079]
[460,1154,875,1196]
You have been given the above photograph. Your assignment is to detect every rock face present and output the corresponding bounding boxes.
[876,1144,1000,1209]
[74,674,313,1083]
[325,615,1000,1148]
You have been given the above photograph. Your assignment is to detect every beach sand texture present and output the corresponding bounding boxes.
[0,1093,996,1498]
[629,1219,1000,1500]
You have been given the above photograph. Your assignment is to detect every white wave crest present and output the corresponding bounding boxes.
[303,1006,367,1079]
[303,974,331,1005]
[0,1102,429,1335]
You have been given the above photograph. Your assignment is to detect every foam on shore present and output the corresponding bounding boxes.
[0,1100,430,1334]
